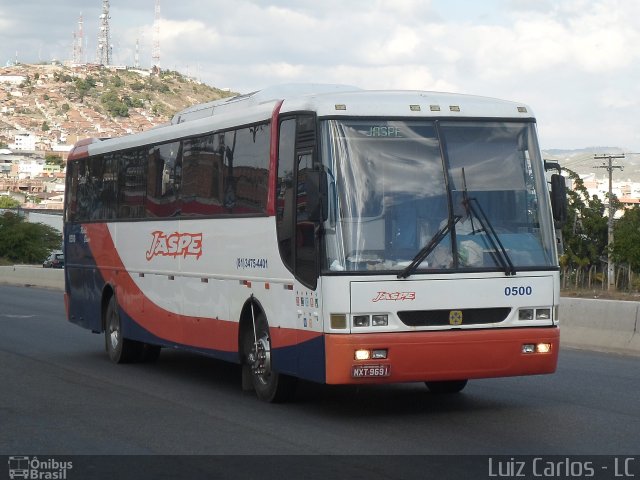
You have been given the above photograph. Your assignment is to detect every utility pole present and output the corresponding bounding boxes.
[594,153,625,290]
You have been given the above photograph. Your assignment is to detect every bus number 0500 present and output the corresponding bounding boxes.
[504,286,532,296]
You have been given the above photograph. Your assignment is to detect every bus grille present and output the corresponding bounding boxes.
[397,308,511,327]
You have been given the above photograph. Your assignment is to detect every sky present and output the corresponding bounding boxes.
[0,0,639,152]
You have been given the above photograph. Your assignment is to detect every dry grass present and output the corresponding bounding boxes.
[561,288,640,301]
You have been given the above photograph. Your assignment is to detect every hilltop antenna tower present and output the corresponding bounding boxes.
[96,0,112,66]
[72,13,84,65]
[134,36,140,69]
[152,0,161,70]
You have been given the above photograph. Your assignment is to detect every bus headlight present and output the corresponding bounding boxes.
[355,349,371,360]
[522,343,552,354]
[352,314,389,327]
[372,315,388,326]
[536,308,551,320]
[354,349,388,360]
[536,343,552,353]
[518,308,553,321]
[518,309,534,320]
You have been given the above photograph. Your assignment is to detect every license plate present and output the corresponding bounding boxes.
[351,364,390,378]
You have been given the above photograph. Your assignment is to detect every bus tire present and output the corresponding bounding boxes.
[242,312,297,403]
[105,294,141,364]
[425,379,468,394]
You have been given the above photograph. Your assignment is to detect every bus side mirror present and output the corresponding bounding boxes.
[306,169,328,223]
[551,174,568,226]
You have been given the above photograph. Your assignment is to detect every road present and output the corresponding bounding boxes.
[1,285,639,478]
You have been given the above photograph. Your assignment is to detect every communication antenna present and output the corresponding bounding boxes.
[152,0,161,69]
[134,35,140,69]
[72,13,84,65]
[96,0,112,66]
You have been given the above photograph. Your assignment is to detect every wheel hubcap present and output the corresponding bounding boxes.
[108,311,119,350]
[249,336,271,382]
[110,328,119,350]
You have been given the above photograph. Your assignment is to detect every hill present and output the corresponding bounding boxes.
[0,63,236,150]
[543,148,640,182]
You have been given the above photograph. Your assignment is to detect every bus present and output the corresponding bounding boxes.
[64,84,564,402]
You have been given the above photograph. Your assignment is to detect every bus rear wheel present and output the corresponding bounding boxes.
[242,312,297,403]
[105,295,142,364]
[425,379,468,394]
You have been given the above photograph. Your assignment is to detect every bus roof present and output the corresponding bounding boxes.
[70,84,536,159]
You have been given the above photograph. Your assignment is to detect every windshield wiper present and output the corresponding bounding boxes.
[463,195,516,276]
[397,215,461,279]
[458,168,515,276]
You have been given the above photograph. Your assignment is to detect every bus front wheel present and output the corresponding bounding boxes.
[425,379,468,394]
[242,312,297,402]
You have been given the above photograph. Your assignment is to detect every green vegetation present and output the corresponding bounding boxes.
[560,167,640,293]
[560,168,608,269]
[45,153,64,166]
[0,212,61,264]
[611,207,640,272]
[100,89,129,117]
[0,197,20,208]
[74,75,96,102]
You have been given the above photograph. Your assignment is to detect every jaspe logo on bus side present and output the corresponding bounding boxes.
[145,231,203,260]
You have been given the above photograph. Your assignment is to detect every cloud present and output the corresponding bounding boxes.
[1,0,639,149]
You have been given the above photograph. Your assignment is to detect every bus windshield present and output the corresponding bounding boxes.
[320,119,556,274]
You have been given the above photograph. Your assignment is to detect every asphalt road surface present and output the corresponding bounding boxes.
[1,285,639,479]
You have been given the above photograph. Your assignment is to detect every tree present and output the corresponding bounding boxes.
[101,90,129,118]
[561,168,608,268]
[0,196,20,208]
[611,206,640,271]
[74,75,96,102]
[45,153,64,166]
[0,212,61,264]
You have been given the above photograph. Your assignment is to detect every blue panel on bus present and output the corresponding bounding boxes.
[272,335,326,384]
[64,224,107,333]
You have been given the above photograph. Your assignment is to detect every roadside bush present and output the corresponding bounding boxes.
[0,212,61,264]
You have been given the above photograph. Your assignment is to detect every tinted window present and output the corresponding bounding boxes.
[66,122,271,222]
[182,134,224,215]
[276,119,296,271]
[117,148,147,219]
[221,124,270,214]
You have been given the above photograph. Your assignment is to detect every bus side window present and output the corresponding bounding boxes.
[276,119,296,272]
[295,151,317,287]
[65,160,79,223]
[181,134,223,216]
[146,141,182,217]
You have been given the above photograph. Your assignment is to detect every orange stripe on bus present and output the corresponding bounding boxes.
[83,223,321,353]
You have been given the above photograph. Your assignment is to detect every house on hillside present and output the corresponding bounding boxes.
[11,132,37,151]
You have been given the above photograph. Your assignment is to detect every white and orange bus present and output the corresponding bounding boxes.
[64,84,563,402]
